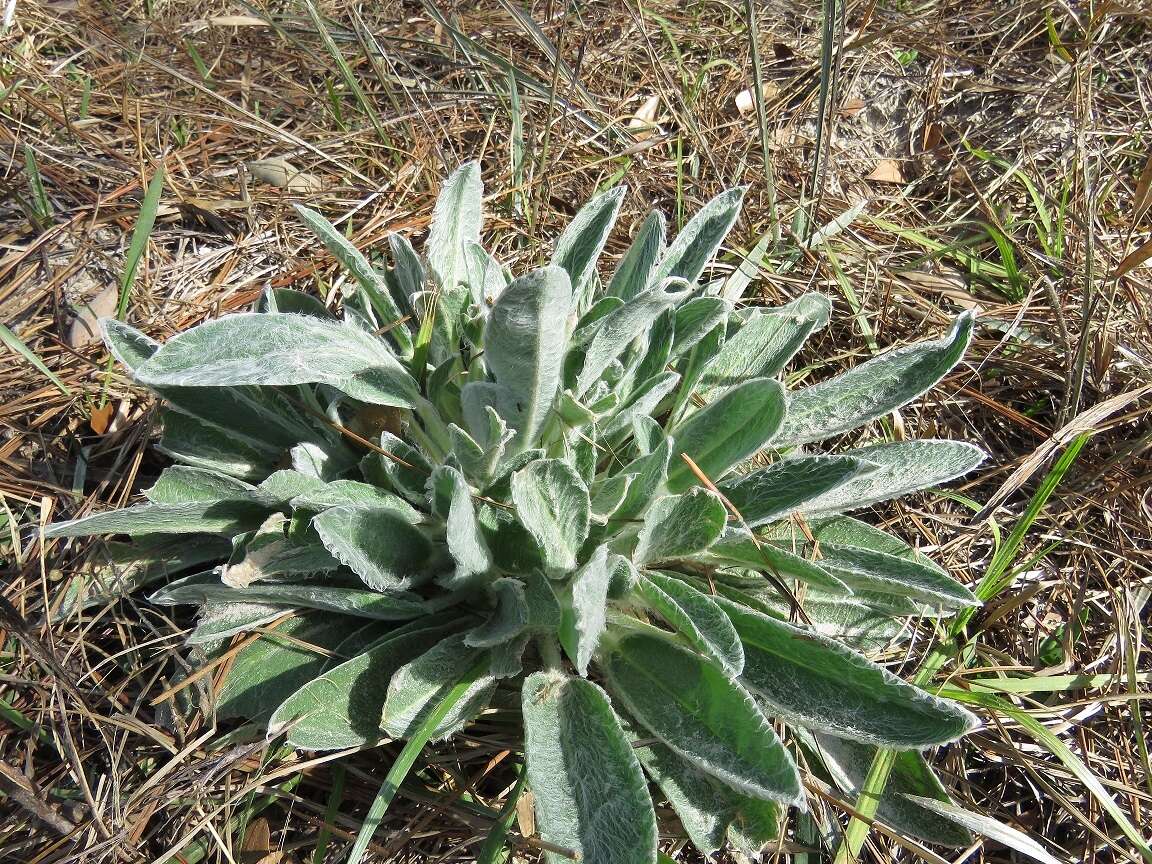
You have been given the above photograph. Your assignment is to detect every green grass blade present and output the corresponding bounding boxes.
[346,658,489,864]
[302,0,386,140]
[971,432,1090,610]
[744,0,779,245]
[476,764,524,864]
[940,687,1152,863]
[835,432,1091,862]
[0,323,71,395]
[312,763,346,864]
[117,165,165,319]
[24,145,51,227]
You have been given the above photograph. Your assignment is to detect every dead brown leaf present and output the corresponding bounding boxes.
[67,284,118,349]
[246,158,323,193]
[839,97,867,117]
[735,82,780,116]
[89,402,114,435]
[865,159,905,184]
[1112,235,1152,277]
[627,94,661,139]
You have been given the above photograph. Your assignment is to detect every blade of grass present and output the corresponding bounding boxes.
[476,764,525,864]
[346,658,489,864]
[965,671,1152,694]
[24,145,51,228]
[939,687,1152,863]
[966,431,1091,621]
[0,323,71,395]
[302,0,388,143]
[497,1,598,108]
[312,763,346,864]
[117,165,165,320]
[743,0,780,246]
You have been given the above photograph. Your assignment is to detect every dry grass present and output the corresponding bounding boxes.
[1,0,1150,862]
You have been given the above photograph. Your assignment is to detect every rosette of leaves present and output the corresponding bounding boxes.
[48,163,989,862]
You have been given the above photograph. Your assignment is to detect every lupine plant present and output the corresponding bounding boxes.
[48,163,988,861]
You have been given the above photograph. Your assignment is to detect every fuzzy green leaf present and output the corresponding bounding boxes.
[698,294,831,398]
[187,602,284,646]
[608,435,671,524]
[717,456,876,527]
[621,717,734,855]
[761,514,938,565]
[427,161,483,313]
[602,631,801,804]
[727,796,782,857]
[312,506,435,591]
[135,313,419,408]
[779,312,974,445]
[558,544,611,675]
[743,591,906,653]
[101,318,159,370]
[289,480,419,518]
[552,186,626,301]
[294,205,411,354]
[794,439,986,516]
[608,209,665,301]
[264,287,333,319]
[720,599,978,746]
[465,241,507,308]
[654,187,746,288]
[602,371,679,437]
[381,633,495,740]
[700,530,853,593]
[364,432,432,505]
[671,296,728,357]
[522,672,657,864]
[144,466,257,504]
[449,409,512,483]
[633,488,727,565]
[485,266,573,449]
[44,501,271,539]
[901,796,1062,864]
[216,615,348,720]
[637,571,744,676]
[150,579,427,620]
[465,578,529,648]
[811,733,974,848]
[435,466,492,586]
[805,544,979,610]
[155,410,280,481]
[666,378,786,493]
[510,459,590,574]
[271,617,465,749]
[576,283,688,395]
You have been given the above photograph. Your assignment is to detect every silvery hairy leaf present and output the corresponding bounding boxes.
[135,313,420,408]
[720,598,978,747]
[654,187,746,288]
[602,630,802,805]
[522,672,657,864]
[665,377,786,493]
[484,266,573,449]
[779,312,975,445]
